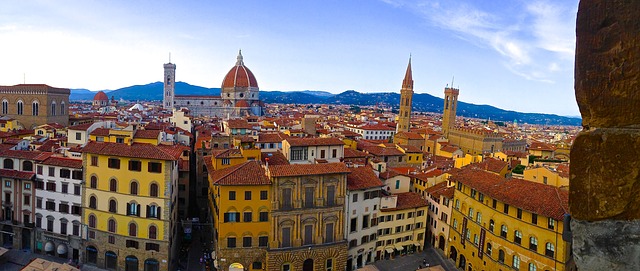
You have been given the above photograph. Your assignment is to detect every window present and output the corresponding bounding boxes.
[108,219,116,233]
[332,149,337,158]
[61,183,68,193]
[325,223,334,243]
[243,212,252,222]
[108,158,120,169]
[47,219,54,232]
[395,180,400,189]
[150,183,159,197]
[130,182,138,195]
[503,204,509,214]
[50,102,56,116]
[89,196,97,209]
[109,199,117,213]
[243,236,252,247]
[532,213,538,224]
[362,215,370,229]
[470,189,477,198]
[513,255,520,269]
[290,147,307,161]
[46,182,55,191]
[223,212,240,222]
[304,224,313,245]
[529,263,537,271]
[259,211,268,222]
[90,176,97,188]
[48,167,54,176]
[147,205,161,219]
[17,100,23,115]
[245,191,251,200]
[148,162,162,173]
[91,156,98,166]
[128,161,142,171]
[37,165,43,175]
[545,243,555,258]
[88,215,96,228]
[548,218,555,230]
[282,188,292,209]
[222,158,230,165]
[486,243,492,256]
[72,205,81,215]
[500,225,508,238]
[350,218,357,232]
[353,193,358,203]
[126,240,139,249]
[59,203,69,213]
[529,236,538,251]
[127,202,140,216]
[498,250,505,263]
[36,198,42,208]
[517,208,523,219]
[492,199,497,209]
[281,227,291,247]
[4,181,10,187]
[282,263,291,271]
[514,230,522,245]
[476,212,482,224]
[146,243,160,252]
[73,223,79,236]
[60,169,71,178]
[260,190,268,200]
[129,223,137,236]
[467,208,473,218]
[478,193,484,202]
[320,149,326,159]
[229,191,236,200]
[23,195,30,205]
[60,102,65,115]
[1,100,6,114]
[455,199,460,210]
[109,179,117,192]
[259,236,268,247]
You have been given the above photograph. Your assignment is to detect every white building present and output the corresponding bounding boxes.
[67,121,116,146]
[345,167,384,271]
[344,123,395,141]
[168,108,192,132]
[34,156,84,262]
[282,137,345,164]
[424,181,454,256]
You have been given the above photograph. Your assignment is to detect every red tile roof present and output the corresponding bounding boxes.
[135,129,161,139]
[81,142,184,160]
[529,141,556,151]
[90,128,110,136]
[40,157,83,169]
[226,119,254,129]
[556,164,570,178]
[360,145,404,156]
[0,169,35,180]
[209,161,270,186]
[395,132,424,140]
[67,123,94,131]
[449,168,569,220]
[1,150,52,161]
[425,181,452,198]
[347,167,384,190]
[466,158,508,174]
[378,170,400,180]
[381,192,428,211]
[261,151,290,166]
[257,133,289,143]
[285,137,344,147]
[344,148,371,159]
[269,163,350,177]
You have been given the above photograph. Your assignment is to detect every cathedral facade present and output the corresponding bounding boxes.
[163,51,264,117]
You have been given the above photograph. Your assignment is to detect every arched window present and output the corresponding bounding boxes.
[108,219,116,233]
[149,225,157,239]
[514,230,522,245]
[476,212,482,224]
[1,99,7,114]
[109,179,117,192]
[88,215,96,228]
[127,202,140,216]
[489,219,494,232]
[529,236,538,251]
[149,183,158,197]
[90,176,97,188]
[486,242,492,256]
[529,263,537,271]
[17,100,23,115]
[513,255,520,269]
[109,199,117,213]
[500,225,508,238]
[51,101,56,116]
[89,196,97,209]
[3,159,14,169]
[129,223,137,237]
[22,161,33,171]
[130,181,138,195]
[60,101,65,115]
[146,205,161,219]
[498,250,505,263]
[545,243,555,258]
[32,101,39,116]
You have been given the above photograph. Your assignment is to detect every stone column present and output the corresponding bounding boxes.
[571,1,640,270]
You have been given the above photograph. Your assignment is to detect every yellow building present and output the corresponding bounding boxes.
[447,168,573,271]
[0,117,18,132]
[82,139,186,271]
[375,192,428,260]
[265,163,350,271]
[396,145,423,167]
[454,154,483,169]
[208,161,271,271]
[523,165,569,188]
[210,147,261,171]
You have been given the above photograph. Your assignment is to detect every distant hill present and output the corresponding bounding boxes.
[70,82,581,125]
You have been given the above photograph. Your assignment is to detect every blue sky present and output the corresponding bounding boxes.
[0,0,579,116]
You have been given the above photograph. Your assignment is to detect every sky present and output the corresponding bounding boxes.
[0,0,579,116]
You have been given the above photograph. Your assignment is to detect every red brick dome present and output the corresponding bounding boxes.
[235,100,250,107]
[222,51,258,89]
[93,91,108,101]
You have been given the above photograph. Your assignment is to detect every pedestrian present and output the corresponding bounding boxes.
[423,258,427,265]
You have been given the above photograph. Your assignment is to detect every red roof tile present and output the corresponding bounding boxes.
[40,157,83,169]
[269,163,350,177]
[466,158,508,174]
[257,133,289,143]
[347,167,384,190]
[286,137,344,147]
[395,132,424,140]
[90,128,110,136]
[81,142,184,160]
[209,161,270,186]
[135,129,161,139]
[381,192,428,211]
[0,169,35,180]
[261,151,290,166]
[344,148,371,159]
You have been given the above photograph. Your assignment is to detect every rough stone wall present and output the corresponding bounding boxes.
[571,1,640,270]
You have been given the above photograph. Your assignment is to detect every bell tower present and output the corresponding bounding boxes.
[442,85,459,138]
[163,60,176,110]
[396,57,413,133]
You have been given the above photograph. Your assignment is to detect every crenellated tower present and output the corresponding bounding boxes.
[442,85,459,138]
[396,57,413,133]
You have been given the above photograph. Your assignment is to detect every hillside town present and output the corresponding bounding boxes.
[0,53,579,271]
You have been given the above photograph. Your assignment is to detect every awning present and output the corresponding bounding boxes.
[57,244,67,255]
[44,242,54,252]
[395,244,405,251]
[384,247,395,254]
[0,247,8,257]
[413,242,422,247]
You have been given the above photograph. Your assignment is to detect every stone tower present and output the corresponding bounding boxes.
[442,85,459,138]
[163,62,176,109]
[396,57,413,133]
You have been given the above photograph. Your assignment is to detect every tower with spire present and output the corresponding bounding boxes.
[396,57,414,133]
[163,58,176,110]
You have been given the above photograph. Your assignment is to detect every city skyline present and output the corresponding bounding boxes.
[0,0,579,116]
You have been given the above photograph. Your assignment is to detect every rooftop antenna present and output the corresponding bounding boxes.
[451,76,455,89]
[169,52,171,63]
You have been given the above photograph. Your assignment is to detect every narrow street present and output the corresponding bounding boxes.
[373,247,457,271]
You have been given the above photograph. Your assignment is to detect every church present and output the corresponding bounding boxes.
[163,51,264,117]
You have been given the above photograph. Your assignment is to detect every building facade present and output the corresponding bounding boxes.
[0,84,70,128]
[375,192,428,261]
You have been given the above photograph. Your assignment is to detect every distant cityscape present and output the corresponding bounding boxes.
[0,52,578,271]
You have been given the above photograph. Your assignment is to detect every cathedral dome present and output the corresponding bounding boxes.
[222,50,258,89]
[93,91,108,101]
[235,100,250,107]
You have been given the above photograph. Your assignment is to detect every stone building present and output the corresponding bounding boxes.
[0,84,70,129]
[165,51,264,117]
[396,57,413,133]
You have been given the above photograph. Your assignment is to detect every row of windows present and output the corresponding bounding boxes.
[226,236,269,248]
[88,176,160,197]
[349,214,377,232]
[278,223,336,248]
[90,157,163,173]
[87,214,158,239]
[227,190,268,201]
[223,211,268,223]
[349,233,377,248]
[36,165,83,180]
[1,100,65,116]
[88,196,161,219]
[488,246,551,270]
[37,199,81,215]
[277,186,337,209]
[2,159,34,171]
[34,181,81,195]
[352,190,380,202]
[376,223,422,236]
[35,217,81,236]
[377,210,424,224]
[375,233,423,248]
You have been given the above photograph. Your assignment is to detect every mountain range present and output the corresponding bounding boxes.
[71,82,581,126]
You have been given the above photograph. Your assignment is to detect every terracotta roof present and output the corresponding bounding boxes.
[398,145,422,153]
[425,181,450,198]
[1,150,52,161]
[440,145,460,153]
[556,164,570,178]
[40,157,82,169]
[222,52,259,89]
[361,145,403,156]
[257,133,289,143]
[344,148,371,159]
[81,142,184,160]
[269,163,350,177]
[210,161,270,186]
[135,129,161,139]
[93,91,108,101]
[530,141,556,151]
[449,168,569,220]
[213,149,243,158]
[412,169,444,181]
[347,167,384,191]
[381,192,428,212]
[378,170,400,179]
[225,119,253,129]
[90,128,110,136]
[0,169,35,180]
[261,151,290,165]
[235,100,250,107]
[395,132,424,140]
[466,158,508,174]
[67,123,94,131]
[285,137,344,147]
